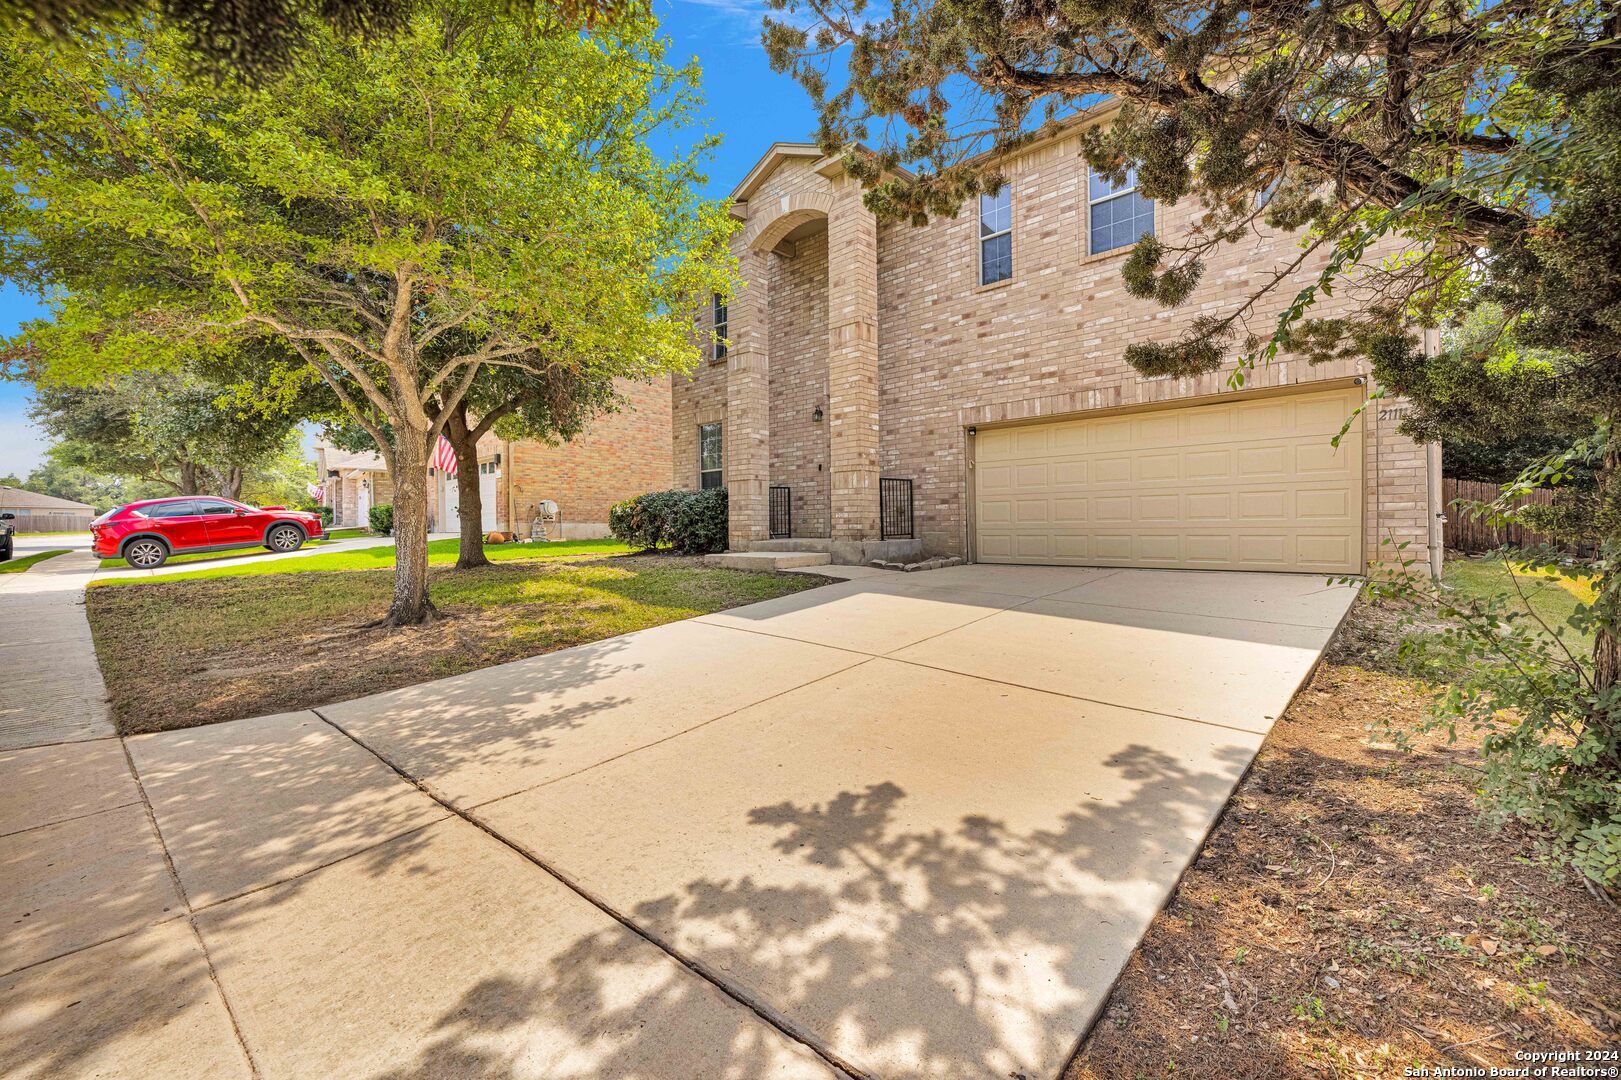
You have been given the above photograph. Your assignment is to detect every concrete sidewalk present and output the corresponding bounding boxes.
[2,564,1355,1079]
[0,551,112,751]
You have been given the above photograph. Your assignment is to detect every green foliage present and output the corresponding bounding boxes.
[609,488,728,553]
[1363,536,1621,890]
[608,489,691,550]
[0,4,735,623]
[368,503,394,536]
[10,0,646,83]
[760,0,1599,380]
[667,487,728,555]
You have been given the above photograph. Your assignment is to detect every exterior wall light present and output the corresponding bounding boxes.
[812,406,824,422]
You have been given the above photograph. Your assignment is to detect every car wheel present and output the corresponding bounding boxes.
[123,538,168,569]
[0,544,10,563]
[266,524,305,553]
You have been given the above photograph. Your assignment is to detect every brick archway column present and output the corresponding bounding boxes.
[826,177,881,541]
[726,245,771,548]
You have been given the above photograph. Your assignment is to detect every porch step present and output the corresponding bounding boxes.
[748,538,832,553]
[703,550,833,572]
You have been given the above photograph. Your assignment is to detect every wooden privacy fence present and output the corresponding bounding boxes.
[5,511,94,533]
[1443,477,1562,553]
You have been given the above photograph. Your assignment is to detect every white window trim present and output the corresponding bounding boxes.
[1086,168,1155,256]
[978,187,1012,286]
[698,422,723,489]
[711,294,728,362]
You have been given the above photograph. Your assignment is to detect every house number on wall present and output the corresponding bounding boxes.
[1377,406,1412,422]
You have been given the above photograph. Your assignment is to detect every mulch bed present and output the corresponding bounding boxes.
[1066,601,1620,1079]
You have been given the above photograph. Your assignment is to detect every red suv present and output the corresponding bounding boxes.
[92,497,325,569]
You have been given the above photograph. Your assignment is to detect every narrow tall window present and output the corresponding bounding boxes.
[978,186,1012,285]
[711,293,728,361]
[1088,168,1155,254]
[698,423,723,490]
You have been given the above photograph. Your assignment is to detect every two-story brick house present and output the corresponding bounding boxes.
[671,108,1443,576]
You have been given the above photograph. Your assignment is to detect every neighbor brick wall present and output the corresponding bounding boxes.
[507,376,673,534]
[671,126,1435,566]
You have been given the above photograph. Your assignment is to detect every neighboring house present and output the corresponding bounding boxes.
[672,109,1443,576]
[0,486,96,532]
[316,377,673,538]
[312,444,394,529]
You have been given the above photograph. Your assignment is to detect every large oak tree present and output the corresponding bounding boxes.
[1,2,734,624]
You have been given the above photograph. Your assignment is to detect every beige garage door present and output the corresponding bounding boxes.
[973,386,1364,573]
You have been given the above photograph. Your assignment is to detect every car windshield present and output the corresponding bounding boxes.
[91,506,127,525]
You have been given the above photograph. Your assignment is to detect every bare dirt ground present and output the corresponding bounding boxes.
[1067,599,1620,1079]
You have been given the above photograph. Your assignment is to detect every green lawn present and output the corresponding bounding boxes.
[94,536,630,583]
[325,527,370,540]
[0,548,71,573]
[86,555,820,733]
[1442,556,1593,649]
[98,538,337,570]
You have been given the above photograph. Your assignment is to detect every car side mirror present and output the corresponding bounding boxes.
[233,509,249,515]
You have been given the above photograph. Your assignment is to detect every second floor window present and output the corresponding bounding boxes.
[1088,167,1155,255]
[978,186,1012,285]
[711,293,728,361]
[698,423,723,489]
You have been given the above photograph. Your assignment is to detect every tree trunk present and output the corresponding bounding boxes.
[381,433,437,626]
[1595,441,1621,692]
[221,466,243,501]
[446,404,490,569]
[179,461,199,495]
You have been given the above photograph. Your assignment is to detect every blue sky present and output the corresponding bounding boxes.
[0,0,816,479]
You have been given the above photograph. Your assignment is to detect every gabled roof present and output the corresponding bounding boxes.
[728,143,826,204]
[0,485,95,511]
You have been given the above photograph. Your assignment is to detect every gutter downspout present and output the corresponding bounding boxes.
[1423,328,1445,580]
[1427,441,1444,580]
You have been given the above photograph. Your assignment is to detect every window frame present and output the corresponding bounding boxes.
[977,186,1013,286]
[1086,167,1156,256]
[711,293,728,363]
[698,422,723,490]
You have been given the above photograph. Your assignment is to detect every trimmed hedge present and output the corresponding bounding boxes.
[609,488,728,554]
[368,503,394,536]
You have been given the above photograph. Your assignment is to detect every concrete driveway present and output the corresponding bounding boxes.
[1,564,1354,1080]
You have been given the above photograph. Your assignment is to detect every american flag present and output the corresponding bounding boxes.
[305,481,324,502]
[432,435,458,477]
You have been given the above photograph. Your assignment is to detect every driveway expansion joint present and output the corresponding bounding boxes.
[311,706,870,1080]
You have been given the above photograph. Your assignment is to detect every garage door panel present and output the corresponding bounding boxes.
[974,387,1363,573]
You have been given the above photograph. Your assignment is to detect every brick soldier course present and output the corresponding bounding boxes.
[672,107,1439,572]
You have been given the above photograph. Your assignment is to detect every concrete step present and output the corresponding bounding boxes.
[703,550,833,571]
[747,538,833,553]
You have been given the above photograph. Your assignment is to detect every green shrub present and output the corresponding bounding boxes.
[368,503,394,536]
[609,489,692,550]
[668,487,728,554]
[609,488,728,553]
[1364,537,1621,891]
[309,504,334,527]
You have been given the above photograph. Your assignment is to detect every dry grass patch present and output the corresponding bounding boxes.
[87,554,821,734]
[1067,602,1620,1080]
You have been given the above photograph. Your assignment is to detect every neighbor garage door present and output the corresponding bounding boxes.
[973,385,1364,573]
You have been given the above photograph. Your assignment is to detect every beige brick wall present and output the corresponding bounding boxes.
[768,226,831,535]
[429,377,673,536]
[672,130,1435,567]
